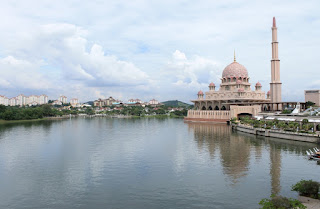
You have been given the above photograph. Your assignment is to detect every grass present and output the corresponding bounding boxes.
[0,118,48,124]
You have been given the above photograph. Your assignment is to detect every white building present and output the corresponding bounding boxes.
[0,94,48,106]
[70,98,79,107]
[59,95,68,104]
[148,99,160,105]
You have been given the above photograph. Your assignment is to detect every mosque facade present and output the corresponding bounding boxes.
[185,17,282,122]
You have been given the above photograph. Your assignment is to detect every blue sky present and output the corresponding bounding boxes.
[0,0,319,103]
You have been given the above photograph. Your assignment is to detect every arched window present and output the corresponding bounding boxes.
[227,78,231,82]
[208,106,212,110]
[214,106,219,110]
[233,77,236,82]
[221,106,226,110]
[202,106,206,110]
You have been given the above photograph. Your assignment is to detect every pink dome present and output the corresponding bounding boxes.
[222,61,248,78]
[238,88,244,92]
[209,82,215,86]
[197,90,204,95]
[236,80,242,84]
[255,82,262,86]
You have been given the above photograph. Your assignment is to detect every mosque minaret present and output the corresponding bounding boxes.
[270,17,282,107]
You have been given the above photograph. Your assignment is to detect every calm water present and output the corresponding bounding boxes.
[0,118,319,209]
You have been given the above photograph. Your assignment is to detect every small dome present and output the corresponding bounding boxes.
[238,88,244,92]
[236,80,242,84]
[222,61,248,78]
[209,82,215,87]
[197,90,204,95]
[255,82,262,86]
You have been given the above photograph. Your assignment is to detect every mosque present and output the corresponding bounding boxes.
[185,17,298,123]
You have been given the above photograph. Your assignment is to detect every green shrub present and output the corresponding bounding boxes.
[259,195,306,209]
[292,180,320,199]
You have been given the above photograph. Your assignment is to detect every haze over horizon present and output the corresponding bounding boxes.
[0,0,319,103]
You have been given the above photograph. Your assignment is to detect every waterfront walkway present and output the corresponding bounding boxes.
[298,196,320,209]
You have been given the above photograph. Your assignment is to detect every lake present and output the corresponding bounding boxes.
[0,117,318,209]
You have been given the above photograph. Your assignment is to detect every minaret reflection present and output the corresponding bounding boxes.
[269,140,281,195]
[188,123,250,184]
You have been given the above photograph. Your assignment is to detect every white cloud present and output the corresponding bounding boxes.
[0,56,50,90]
[168,50,221,90]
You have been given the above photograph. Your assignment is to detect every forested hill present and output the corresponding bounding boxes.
[161,100,192,108]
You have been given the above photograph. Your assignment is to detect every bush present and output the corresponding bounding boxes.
[259,195,306,209]
[292,180,320,199]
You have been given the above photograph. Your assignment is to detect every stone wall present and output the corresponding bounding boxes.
[185,110,230,122]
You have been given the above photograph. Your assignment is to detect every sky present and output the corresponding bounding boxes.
[0,0,319,103]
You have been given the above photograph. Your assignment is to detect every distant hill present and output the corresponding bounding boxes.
[161,100,192,108]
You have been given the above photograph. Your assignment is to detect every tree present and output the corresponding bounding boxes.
[306,101,315,108]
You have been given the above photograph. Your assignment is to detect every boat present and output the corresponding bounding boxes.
[306,148,320,161]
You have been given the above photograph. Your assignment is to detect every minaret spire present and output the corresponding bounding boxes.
[270,17,282,110]
[234,50,236,62]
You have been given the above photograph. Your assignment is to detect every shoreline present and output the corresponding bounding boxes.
[0,114,185,124]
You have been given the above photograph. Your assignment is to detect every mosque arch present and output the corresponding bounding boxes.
[208,106,213,110]
[221,106,226,110]
[233,77,236,82]
[202,106,206,110]
[214,106,219,110]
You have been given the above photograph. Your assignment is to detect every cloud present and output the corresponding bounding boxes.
[0,0,320,102]
[0,56,50,90]
[0,23,150,100]
[168,50,221,90]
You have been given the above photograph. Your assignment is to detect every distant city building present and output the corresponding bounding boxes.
[148,99,162,107]
[0,94,48,106]
[93,97,117,107]
[70,98,79,107]
[59,95,68,104]
[128,99,142,104]
[305,90,320,106]
[52,100,63,106]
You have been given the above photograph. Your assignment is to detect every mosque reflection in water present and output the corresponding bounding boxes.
[187,122,284,195]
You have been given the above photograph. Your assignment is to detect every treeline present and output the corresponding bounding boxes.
[105,106,188,117]
[0,105,63,120]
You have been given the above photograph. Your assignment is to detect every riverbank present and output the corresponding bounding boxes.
[232,123,320,143]
[0,114,184,124]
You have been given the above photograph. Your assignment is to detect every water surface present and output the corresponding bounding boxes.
[0,118,318,209]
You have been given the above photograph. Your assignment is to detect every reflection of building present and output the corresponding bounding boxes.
[269,141,281,195]
[185,17,286,123]
[305,90,320,106]
[188,123,250,184]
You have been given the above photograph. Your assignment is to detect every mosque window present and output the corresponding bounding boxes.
[233,77,236,82]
